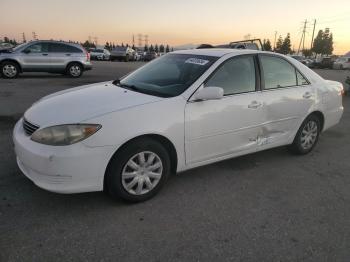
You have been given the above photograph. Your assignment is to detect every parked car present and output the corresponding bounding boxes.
[13,49,344,202]
[0,40,91,78]
[333,57,350,70]
[110,46,135,62]
[314,57,334,69]
[89,48,110,61]
[303,59,315,68]
[143,51,157,61]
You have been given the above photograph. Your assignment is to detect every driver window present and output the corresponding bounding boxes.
[24,43,48,53]
[205,56,256,95]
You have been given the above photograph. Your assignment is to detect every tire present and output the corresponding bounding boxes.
[1,61,20,79]
[289,114,321,155]
[106,138,171,202]
[66,63,83,78]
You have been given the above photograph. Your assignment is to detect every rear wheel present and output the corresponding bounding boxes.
[66,63,83,78]
[1,61,19,78]
[289,114,321,155]
[106,138,171,202]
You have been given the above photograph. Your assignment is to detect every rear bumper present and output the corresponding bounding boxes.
[83,62,92,71]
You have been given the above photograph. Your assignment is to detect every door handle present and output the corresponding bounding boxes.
[42,53,48,56]
[248,101,262,109]
[303,92,312,99]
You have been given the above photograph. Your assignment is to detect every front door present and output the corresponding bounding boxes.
[21,42,50,71]
[185,55,265,165]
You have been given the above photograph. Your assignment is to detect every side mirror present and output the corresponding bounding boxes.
[193,86,224,101]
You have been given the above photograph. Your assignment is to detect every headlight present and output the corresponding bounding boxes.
[31,124,101,146]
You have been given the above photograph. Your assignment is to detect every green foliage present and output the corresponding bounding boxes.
[149,44,154,52]
[144,45,149,52]
[3,37,17,46]
[154,44,159,53]
[159,44,165,53]
[262,39,272,51]
[81,40,95,49]
[275,35,283,53]
[165,45,170,53]
[302,49,312,57]
[312,28,334,55]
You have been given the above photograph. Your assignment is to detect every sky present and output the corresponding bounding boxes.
[0,0,349,54]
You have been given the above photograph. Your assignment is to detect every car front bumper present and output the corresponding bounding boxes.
[13,119,115,194]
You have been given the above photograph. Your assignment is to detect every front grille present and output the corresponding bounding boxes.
[23,119,39,136]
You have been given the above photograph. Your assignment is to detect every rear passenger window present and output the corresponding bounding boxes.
[65,45,83,53]
[205,56,256,95]
[49,43,82,53]
[260,55,297,89]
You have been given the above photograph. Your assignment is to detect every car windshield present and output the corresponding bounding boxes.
[117,53,218,97]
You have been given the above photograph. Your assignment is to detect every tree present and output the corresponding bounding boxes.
[154,44,159,53]
[144,44,149,52]
[165,45,170,53]
[132,44,135,50]
[280,33,292,54]
[149,44,154,52]
[104,42,110,50]
[312,28,334,56]
[121,43,124,47]
[81,40,95,49]
[302,49,312,57]
[262,39,272,51]
[159,44,165,53]
[275,35,283,53]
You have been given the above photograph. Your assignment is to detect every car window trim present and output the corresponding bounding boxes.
[257,53,310,91]
[22,42,49,53]
[203,54,260,97]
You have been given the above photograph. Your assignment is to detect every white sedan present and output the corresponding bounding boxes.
[13,49,344,202]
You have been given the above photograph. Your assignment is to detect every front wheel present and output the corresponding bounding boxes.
[66,63,83,78]
[289,115,321,155]
[106,138,171,202]
[1,61,20,78]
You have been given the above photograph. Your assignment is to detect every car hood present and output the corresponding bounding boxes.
[24,81,164,127]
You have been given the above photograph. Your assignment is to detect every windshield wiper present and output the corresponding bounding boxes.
[112,79,142,92]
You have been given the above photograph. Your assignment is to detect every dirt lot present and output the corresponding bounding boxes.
[0,62,350,262]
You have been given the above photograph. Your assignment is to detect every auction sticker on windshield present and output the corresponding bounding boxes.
[185,58,209,66]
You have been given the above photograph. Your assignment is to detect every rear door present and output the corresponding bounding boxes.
[20,42,50,71]
[257,54,315,148]
[48,43,82,71]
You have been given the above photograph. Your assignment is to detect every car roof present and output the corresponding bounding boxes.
[172,48,262,57]
[26,40,82,47]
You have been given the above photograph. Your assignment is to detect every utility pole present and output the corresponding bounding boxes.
[22,32,26,43]
[137,33,143,48]
[273,31,277,51]
[310,19,316,50]
[298,19,307,54]
[144,35,149,46]
[132,34,135,47]
[32,32,38,40]
[93,37,98,47]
